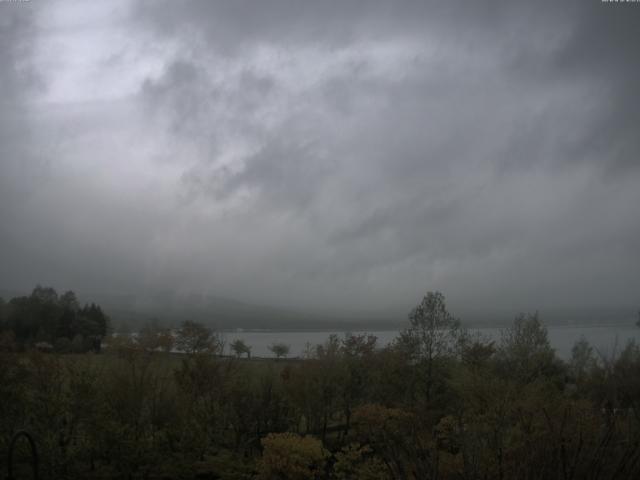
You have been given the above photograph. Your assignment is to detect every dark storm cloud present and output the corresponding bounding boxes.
[504,2,640,174]
[0,0,639,316]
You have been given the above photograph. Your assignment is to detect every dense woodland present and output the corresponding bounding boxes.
[0,286,109,353]
[2,289,640,479]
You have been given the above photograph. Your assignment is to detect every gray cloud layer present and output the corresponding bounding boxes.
[1,0,638,318]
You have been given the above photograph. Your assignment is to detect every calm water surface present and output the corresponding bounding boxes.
[223,325,640,359]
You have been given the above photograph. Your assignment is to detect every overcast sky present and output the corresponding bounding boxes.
[1,0,639,317]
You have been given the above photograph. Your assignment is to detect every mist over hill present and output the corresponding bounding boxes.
[5,287,633,332]
[71,290,404,332]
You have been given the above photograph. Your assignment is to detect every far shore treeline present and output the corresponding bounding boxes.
[2,287,640,479]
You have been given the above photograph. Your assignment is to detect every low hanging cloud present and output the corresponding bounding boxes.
[0,0,639,318]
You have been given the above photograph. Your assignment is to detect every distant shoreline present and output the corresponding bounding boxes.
[219,322,637,334]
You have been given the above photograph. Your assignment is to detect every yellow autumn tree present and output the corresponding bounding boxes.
[258,432,328,480]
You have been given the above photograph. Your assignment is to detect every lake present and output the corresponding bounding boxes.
[222,324,640,359]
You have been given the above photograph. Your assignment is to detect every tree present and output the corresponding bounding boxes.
[156,328,175,353]
[569,337,596,384]
[333,443,391,480]
[54,336,72,353]
[342,332,377,358]
[137,322,161,352]
[1,287,110,352]
[8,287,63,343]
[56,307,76,340]
[287,335,345,440]
[340,333,378,435]
[0,297,7,326]
[59,291,80,312]
[402,291,461,359]
[0,329,17,352]
[460,338,495,369]
[31,285,59,304]
[268,342,290,359]
[352,404,429,479]
[497,311,558,383]
[79,303,109,338]
[71,333,86,353]
[175,320,220,355]
[230,338,251,358]
[398,291,461,402]
[258,433,328,480]
[138,319,174,353]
